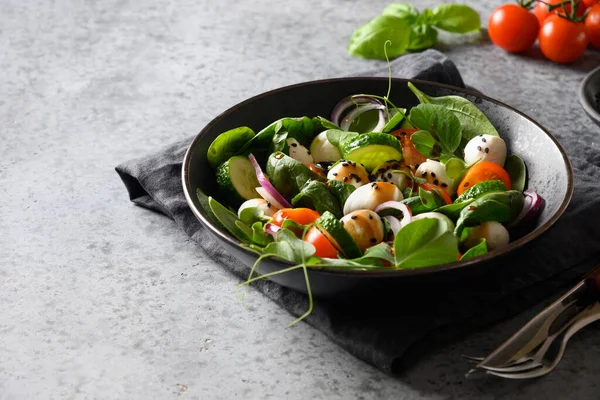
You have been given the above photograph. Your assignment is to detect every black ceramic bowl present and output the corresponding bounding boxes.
[182,78,573,297]
[579,66,600,128]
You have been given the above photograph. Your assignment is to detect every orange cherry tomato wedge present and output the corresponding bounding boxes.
[457,161,511,196]
[272,208,321,227]
[420,183,453,205]
[305,226,338,258]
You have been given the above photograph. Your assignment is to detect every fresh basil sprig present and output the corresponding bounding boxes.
[349,2,481,60]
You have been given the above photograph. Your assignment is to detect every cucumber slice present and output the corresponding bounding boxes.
[315,211,362,259]
[340,133,402,173]
[216,156,260,206]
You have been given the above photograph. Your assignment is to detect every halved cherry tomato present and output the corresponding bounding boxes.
[272,208,320,227]
[304,226,338,258]
[489,4,540,53]
[583,0,598,8]
[534,0,587,26]
[308,163,326,177]
[457,161,512,196]
[420,183,453,205]
[586,4,600,48]
[390,128,427,168]
[539,14,589,63]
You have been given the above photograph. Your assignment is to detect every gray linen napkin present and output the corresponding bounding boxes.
[116,49,600,373]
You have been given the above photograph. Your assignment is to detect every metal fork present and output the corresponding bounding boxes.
[482,302,600,379]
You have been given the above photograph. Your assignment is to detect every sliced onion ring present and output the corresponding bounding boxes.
[340,104,386,133]
[248,154,292,209]
[264,223,281,238]
[331,95,382,126]
[509,190,544,227]
[374,201,412,227]
[384,216,403,236]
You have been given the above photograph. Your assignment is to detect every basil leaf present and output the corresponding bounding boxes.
[382,3,420,22]
[460,239,488,261]
[411,129,440,158]
[239,206,271,226]
[455,190,525,236]
[325,129,359,148]
[327,179,356,207]
[505,154,527,192]
[263,229,315,263]
[408,24,438,51]
[208,196,252,243]
[265,152,325,199]
[432,4,481,33]
[348,15,412,60]
[207,126,255,169]
[394,218,459,268]
[408,82,498,141]
[382,108,407,133]
[409,103,462,153]
[291,180,343,218]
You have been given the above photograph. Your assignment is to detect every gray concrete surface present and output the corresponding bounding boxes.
[2,0,600,398]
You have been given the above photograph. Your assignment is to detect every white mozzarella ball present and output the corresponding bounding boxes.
[309,131,341,162]
[343,182,403,215]
[287,138,313,166]
[465,221,510,251]
[340,210,384,252]
[372,161,411,191]
[415,159,455,196]
[326,160,369,189]
[464,134,507,166]
[237,198,279,218]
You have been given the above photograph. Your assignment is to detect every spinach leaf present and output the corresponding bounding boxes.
[460,239,488,261]
[444,157,470,180]
[410,129,440,158]
[431,4,481,33]
[207,126,255,169]
[307,243,394,269]
[408,24,438,51]
[394,218,459,269]
[312,116,339,132]
[348,15,412,59]
[419,186,445,210]
[263,229,315,263]
[436,199,474,220]
[291,180,343,218]
[327,179,356,207]
[208,196,251,243]
[196,189,226,230]
[325,129,359,148]
[454,180,508,204]
[265,152,325,199]
[505,154,527,192]
[409,103,462,153]
[382,3,419,22]
[408,82,499,141]
[251,221,273,247]
[239,206,271,226]
[454,190,525,236]
[401,195,432,215]
[382,108,407,133]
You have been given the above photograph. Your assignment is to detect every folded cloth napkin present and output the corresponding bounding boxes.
[116,49,600,373]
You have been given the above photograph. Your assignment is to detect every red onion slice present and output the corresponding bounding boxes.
[331,96,382,126]
[340,104,386,133]
[374,201,412,227]
[248,154,292,209]
[509,190,544,227]
[384,216,403,236]
[264,223,281,238]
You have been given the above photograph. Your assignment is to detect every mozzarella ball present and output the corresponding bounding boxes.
[309,131,342,162]
[237,198,279,218]
[341,210,384,252]
[286,138,313,166]
[343,181,403,215]
[464,221,510,251]
[327,160,369,189]
[411,212,455,233]
[415,159,454,196]
[372,161,411,191]
[464,134,507,167]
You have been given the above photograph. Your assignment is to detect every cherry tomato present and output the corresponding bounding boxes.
[489,4,540,53]
[534,0,587,26]
[271,208,320,227]
[420,183,453,205]
[539,14,589,63]
[305,226,338,258]
[586,4,600,48]
[390,128,427,168]
[457,162,512,196]
[583,0,599,8]
[307,163,326,177]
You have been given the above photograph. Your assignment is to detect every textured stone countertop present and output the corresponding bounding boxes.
[2,0,600,398]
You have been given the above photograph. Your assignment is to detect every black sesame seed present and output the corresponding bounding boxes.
[373,184,379,190]
[378,168,386,173]
[342,163,349,167]
[431,172,436,178]
[477,146,482,151]
[371,182,377,187]
[368,214,373,220]
[479,134,483,137]
[351,162,356,167]
[481,138,487,143]
[291,143,298,147]
[422,172,427,177]
[484,147,489,154]
[433,179,439,185]
[343,177,348,182]
[370,238,377,243]
[307,151,311,155]
[383,177,388,182]
[267,202,272,208]
[351,215,357,220]
[441,183,448,188]
[333,172,338,176]
[355,177,362,183]
[387,173,392,179]
[415,163,420,169]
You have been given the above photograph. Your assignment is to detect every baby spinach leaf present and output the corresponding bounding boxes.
[291,180,343,218]
[436,199,474,220]
[394,218,459,269]
[411,130,440,158]
[251,221,273,247]
[325,129,359,148]
[266,152,325,199]
[239,206,271,226]
[409,103,462,153]
[460,239,488,261]
[327,180,356,207]
[505,154,527,192]
[208,196,252,243]
[263,229,315,263]
[207,126,255,169]
[454,180,507,204]
[382,108,407,133]
[408,24,438,51]
[408,82,499,141]
[312,116,339,132]
[348,15,412,59]
[196,189,225,230]
[444,157,469,180]
[382,3,420,22]
[454,190,525,236]
[419,186,445,210]
[401,195,432,215]
[431,4,481,33]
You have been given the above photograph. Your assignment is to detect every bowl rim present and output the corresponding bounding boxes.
[579,65,600,121]
[182,77,574,278]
